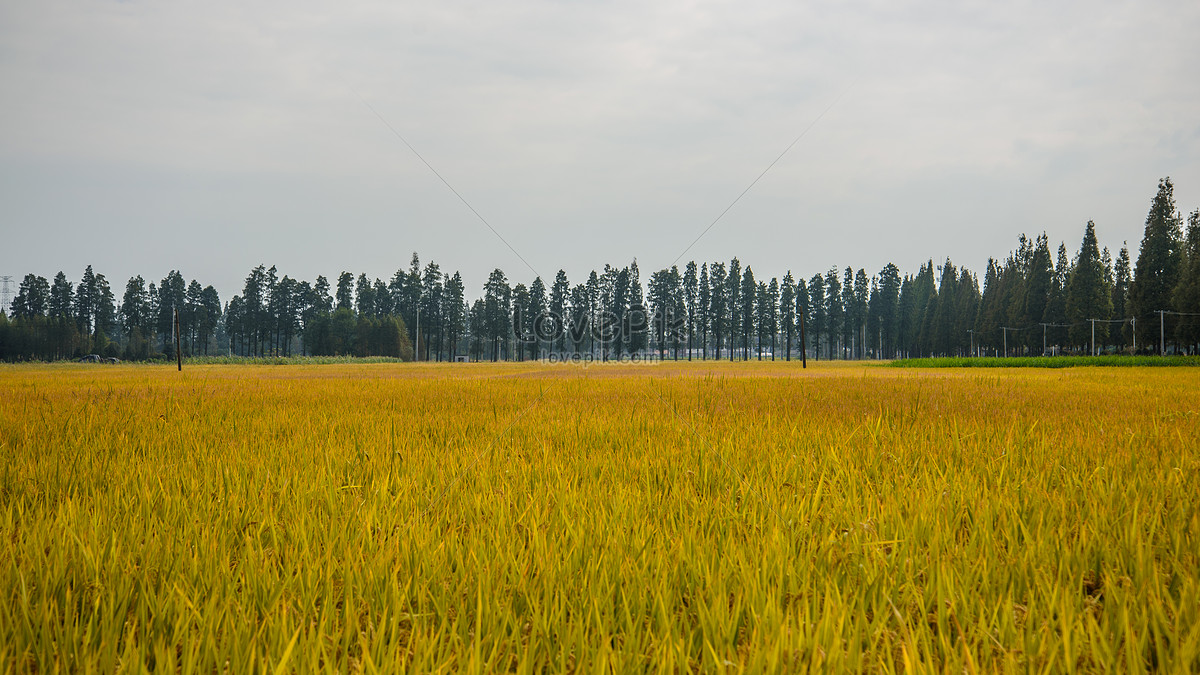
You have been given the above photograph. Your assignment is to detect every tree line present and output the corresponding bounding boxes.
[3,178,1199,362]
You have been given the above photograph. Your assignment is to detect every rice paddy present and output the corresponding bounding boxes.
[1,361,1198,673]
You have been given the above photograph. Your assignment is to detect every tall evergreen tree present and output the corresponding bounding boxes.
[740,266,755,359]
[335,272,354,312]
[355,274,375,319]
[528,276,548,359]
[75,265,98,339]
[185,280,204,354]
[569,283,590,355]
[445,272,466,359]
[1017,235,1053,353]
[780,272,795,360]
[1130,178,1184,352]
[1173,210,1200,351]
[876,263,901,358]
[586,271,600,358]
[795,277,810,359]
[511,283,530,361]
[852,269,869,358]
[121,275,151,358]
[709,263,727,359]
[683,262,698,360]
[199,286,221,356]
[49,273,73,320]
[726,258,741,361]
[807,274,824,360]
[930,260,958,356]
[824,268,844,359]
[421,262,444,360]
[1066,221,1113,352]
[842,267,856,359]
[753,280,768,359]
[159,271,187,358]
[483,269,510,361]
[550,270,569,355]
[765,278,779,359]
[627,261,648,356]
[953,268,979,356]
[1043,242,1071,349]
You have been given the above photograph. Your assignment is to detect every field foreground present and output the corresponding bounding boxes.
[1,361,1198,673]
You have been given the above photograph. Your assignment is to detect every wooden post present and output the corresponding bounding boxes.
[174,308,182,371]
[798,308,807,369]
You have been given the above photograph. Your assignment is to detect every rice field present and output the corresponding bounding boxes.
[1,361,1198,673]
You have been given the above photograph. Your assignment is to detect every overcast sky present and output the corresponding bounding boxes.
[2,0,1198,300]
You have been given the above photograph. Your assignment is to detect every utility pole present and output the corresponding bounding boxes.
[1131,317,1136,352]
[967,329,975,357]
[1089,318,1096,357]
[1159,310,1166,355]
[174,308,182,371]
[415,304,420,362]
[798,308,807,369]
[1002,326,1009,357]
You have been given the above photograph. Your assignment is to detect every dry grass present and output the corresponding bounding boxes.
[1,361,1197,673]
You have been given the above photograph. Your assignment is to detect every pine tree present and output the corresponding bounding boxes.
[740,267,755,360]
[550,270,569,355]
[48,273,73,320]
[511,283,530,361]
[727,258,741,361]
[1130,178,1184,352]
[709,263,727,360]
[484,269,510,361]
[121,276,150,359]
[794,277,809,359]
[753,280,768,359]
[766,278,779,360]
[905,263,935,357]
[698,264,711,359]
[1043,243,1071,349]
[421,263,444,360]
[1017,235,1054,353]
[444,272,466,359]
[159,271,186,358]
[1112,245,1134,349]
[683,262,698,360]
[334,272,353,312]
[876,263,901,358]
[780,273,795,360]
[1066,221,1113,352]
[627,261,648,356]
[1173,210,1200,351]
[372,279,392,317]
[808,274,824,360]
[823,268,842,360]
[528,276,548,359]
[930,260,958,356]
[569,284,590,355]
[953,268,980,357]
[199,286,221,356]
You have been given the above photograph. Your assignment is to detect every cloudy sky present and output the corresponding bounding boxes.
[2,0,1198,299]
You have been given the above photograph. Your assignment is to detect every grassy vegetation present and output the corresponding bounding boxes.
[2,361,1198,672]
[889,354,1200,368]
[181,354,411,366]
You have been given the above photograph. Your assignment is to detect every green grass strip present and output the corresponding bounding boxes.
[888,355,1200,368]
